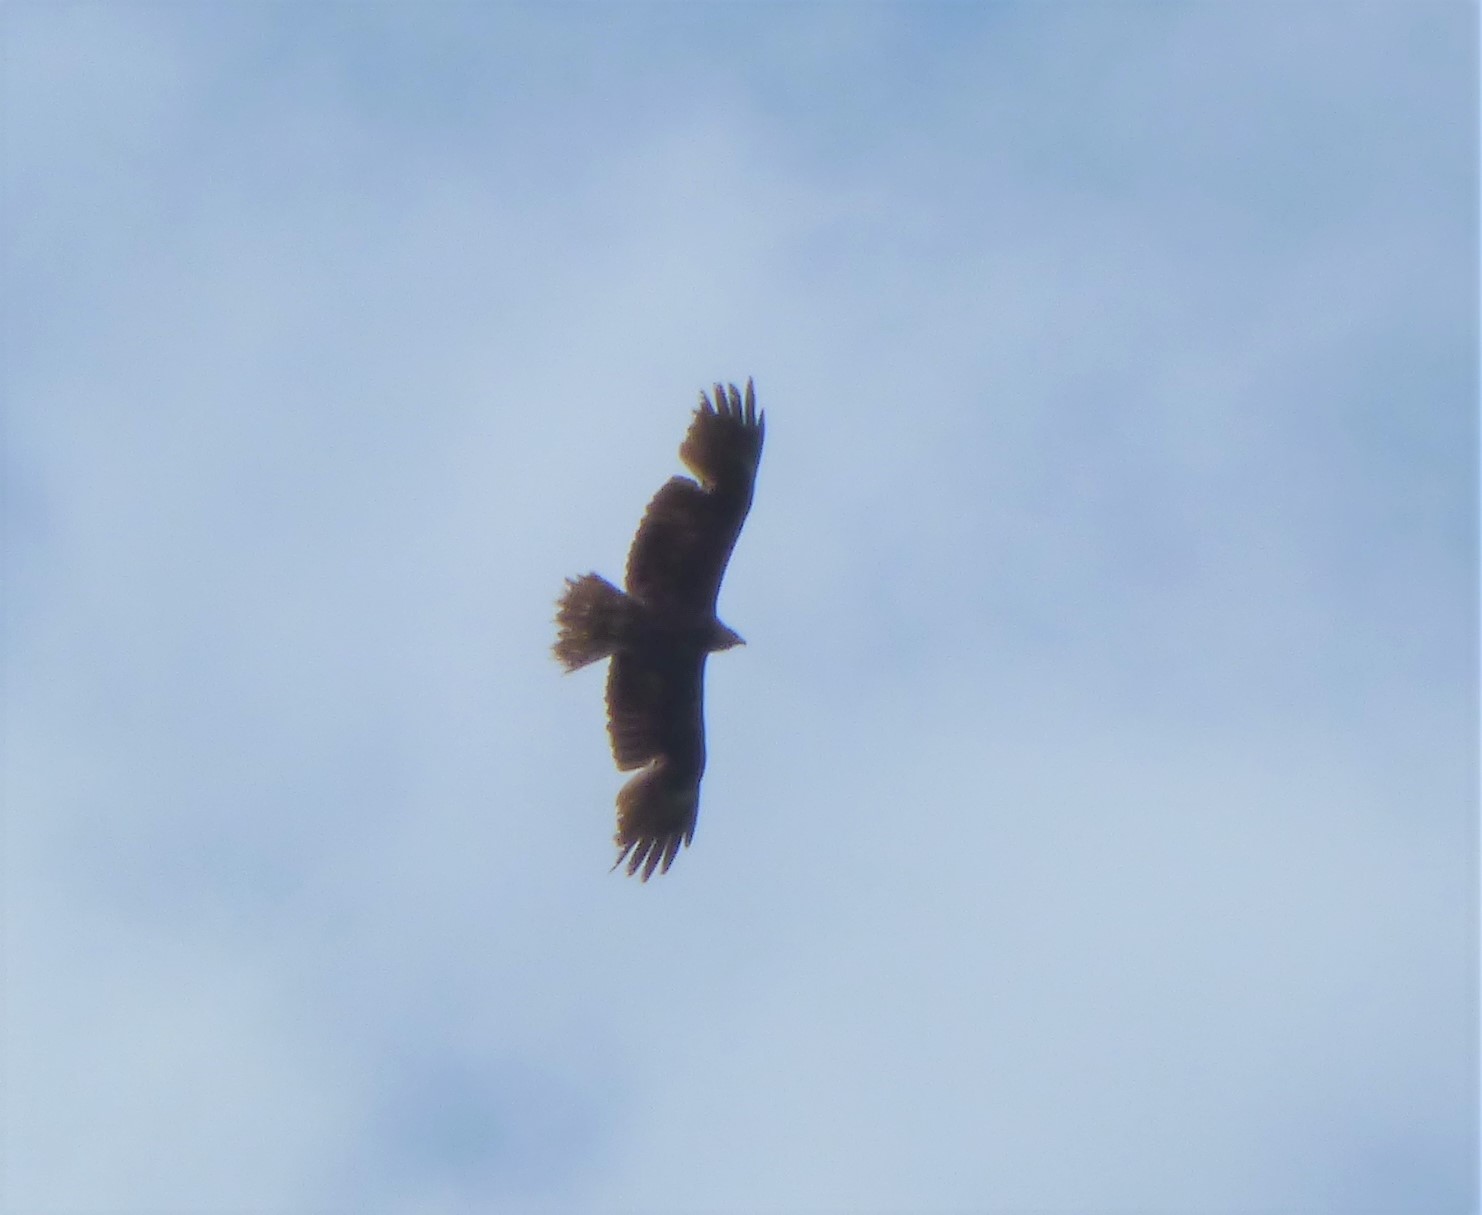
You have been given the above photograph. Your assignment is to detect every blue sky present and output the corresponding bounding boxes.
[3,3,1476,1212]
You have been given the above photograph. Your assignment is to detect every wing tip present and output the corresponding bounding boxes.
[612,831,686,882]
[695,377,761,430]
[611,758,697,882]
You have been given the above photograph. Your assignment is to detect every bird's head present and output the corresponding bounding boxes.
[709,621,745,653]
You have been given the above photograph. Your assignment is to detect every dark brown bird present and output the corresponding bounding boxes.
[554,380,765,880]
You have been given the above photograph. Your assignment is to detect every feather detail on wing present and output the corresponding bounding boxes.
[605,650,706,773]
[613,756,700,881]
[625,380,764,614]
[606,650,705,879]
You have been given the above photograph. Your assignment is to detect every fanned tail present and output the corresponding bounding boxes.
[553,574,631,671]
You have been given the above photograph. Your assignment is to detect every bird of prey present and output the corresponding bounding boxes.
[554,379,765,880]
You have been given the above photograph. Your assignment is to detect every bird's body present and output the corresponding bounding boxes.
[554,380,764,880]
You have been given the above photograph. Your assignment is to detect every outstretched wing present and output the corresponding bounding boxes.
[605,648,707,880]
[625,379,764,614]
[605,648,706,773]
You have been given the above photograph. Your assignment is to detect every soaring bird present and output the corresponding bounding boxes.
[554,380,765,880]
